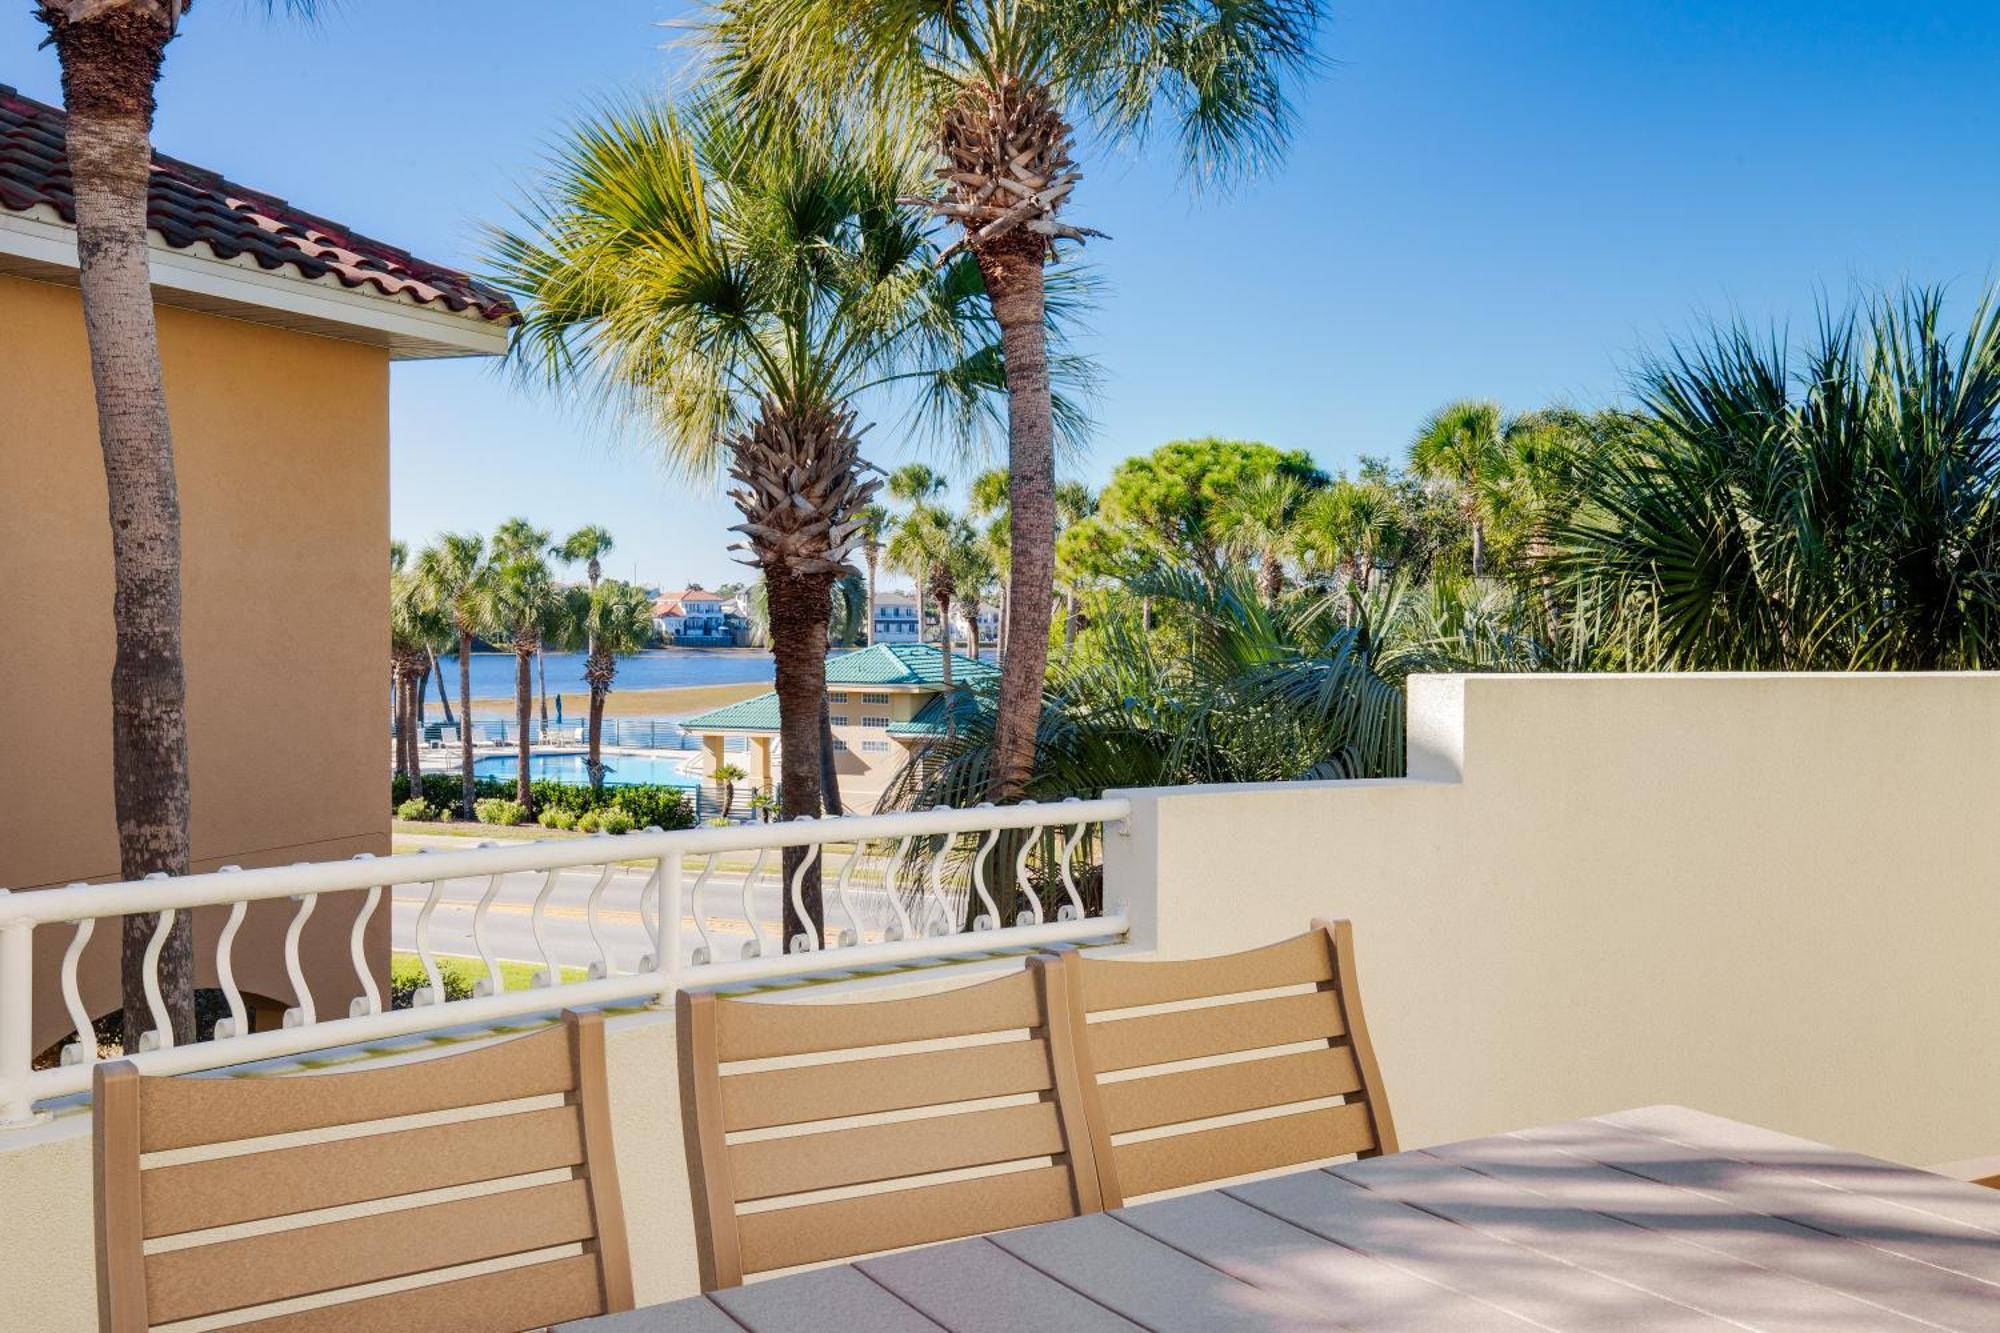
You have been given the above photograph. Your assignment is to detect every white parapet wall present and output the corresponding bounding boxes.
[1108,671,2000,1171]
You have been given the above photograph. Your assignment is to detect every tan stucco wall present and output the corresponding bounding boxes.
[0,273,391,1045]
[1109,671,2000,1172]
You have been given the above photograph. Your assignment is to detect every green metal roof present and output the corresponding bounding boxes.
[886,690,986,738]
[681,645,995,733]
[825,643,997,687]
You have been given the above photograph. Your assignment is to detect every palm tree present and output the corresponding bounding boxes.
[714,762,747,819]
[574,580,655,791]
[1410,400,1508,577]
[414,532,489,818]
[554,526,617,721]
[492,98,1004,947]
[889,503,957,674]
[887,463,949,643]
[478,546,557,813]
[487,518,554,728]
[1054,479,1097,645]
[855,504,890,643]
[947,524,998,657]
[389,551,443,787]
[34,0,321,1053]
[1212,472,1306,605]
[1297,480,1403,593]
[708,0,1327,800]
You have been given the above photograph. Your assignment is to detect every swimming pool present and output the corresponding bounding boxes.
[473,751,701,789]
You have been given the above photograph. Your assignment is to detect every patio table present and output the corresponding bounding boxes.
[561,1104,2000,1332]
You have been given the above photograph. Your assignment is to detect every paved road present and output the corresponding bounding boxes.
[389,860,925,975]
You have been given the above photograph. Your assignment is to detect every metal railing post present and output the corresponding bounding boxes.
[657,855,683,1004]
[0,892,45,1128]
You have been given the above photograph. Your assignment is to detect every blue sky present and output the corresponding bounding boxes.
[8,2,2000,588]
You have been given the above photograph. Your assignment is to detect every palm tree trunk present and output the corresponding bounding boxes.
[403,666,424,781]
[47,12,194,1050]
[937,592,954,688]
[514,645,533,812]
[818,691,843,817]
[1470,514,1487,578]
[414,658,431,727]
[864,550,878,646]
[431,648,455,726]
[978,243,1055,802]
[1064,587,1077,646]
[964,603,981,663]
[1259,550,1284,605]
[456,630,475,818]
[767,567,830,950]
[537,649,549,730]
[588,680,608,793]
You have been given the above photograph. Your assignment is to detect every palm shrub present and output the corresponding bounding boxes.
[1550,287,2000,670]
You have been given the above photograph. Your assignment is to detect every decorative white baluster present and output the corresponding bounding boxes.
[347,855,383,1019]
[739,848,770,959]
[211,867,249,1038]
[658,855,683,990]
[638,857,663,971]
[529,868,562,988]
[583,865,617,979]
[831,843,863,948]
[137,890,174,1053]
[57,907,95,1066]
[882,836,915,942]
[1015,821,1044,927]
[787,823,821,954]
[470,844,505,998]
[689,853,721,966]
[923,824,955,937]
[280,887,317,1029]
[411,851,446,1006]
[0,894,38,1127]
[1057,815,1088,922]
[969,810,1002,931]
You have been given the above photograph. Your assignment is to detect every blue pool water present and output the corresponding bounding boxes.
[474,751,701,789]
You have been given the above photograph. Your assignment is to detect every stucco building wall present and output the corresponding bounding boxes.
[0,272,391,1047]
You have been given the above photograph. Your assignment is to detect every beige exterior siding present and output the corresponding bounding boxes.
[0,272,391,1049]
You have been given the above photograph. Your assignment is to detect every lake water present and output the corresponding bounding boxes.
[475,751,701,789]
[440,648,772,701]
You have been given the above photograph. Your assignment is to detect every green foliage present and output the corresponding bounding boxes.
[389,954,474,1008]
[475,798,528,827]
[538,807,578,831]
[606,784,696,830]
[577,809,603,834]
[598,807,637,836]
[395,797,438,822]
[1088,438,1326,578]
[1550,286,2000,670]
[393,772,513,811]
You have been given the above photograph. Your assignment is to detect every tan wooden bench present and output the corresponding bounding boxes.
[94,1009,633,1332]
[675,957,1106,1290]
[1050,919,1397,1207]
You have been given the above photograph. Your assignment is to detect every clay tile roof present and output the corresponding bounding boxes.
[0,83,517,324]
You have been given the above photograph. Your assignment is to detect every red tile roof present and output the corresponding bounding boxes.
[0,83,516,323]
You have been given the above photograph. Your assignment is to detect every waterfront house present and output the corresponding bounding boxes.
[0,82,516,1048]
[678,643,995,809]
[652,587,729,645]
[871,590,921,643]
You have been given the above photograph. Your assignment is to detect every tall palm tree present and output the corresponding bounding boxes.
[889,502,955,669]
[1212,472,1306,605]
[492,97,1003,947]
[554,526,616,720]
[708,0,1327,800]
[478,546,557,813]
[389,552,442,787]
[490,518,554,729]
[946,522,998,657]
[1410,400,1509,577]
[855,504,890,643]
[887,463,949,642]
[1297,480,1403,593]
[34,0,320,1052]
[1054,479,1096,646]
[573,580,655,791]
[414,532,489,818]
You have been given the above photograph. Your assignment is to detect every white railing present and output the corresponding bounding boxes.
[0,797,1129,1127]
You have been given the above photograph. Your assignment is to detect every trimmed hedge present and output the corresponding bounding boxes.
[391,771,696,831]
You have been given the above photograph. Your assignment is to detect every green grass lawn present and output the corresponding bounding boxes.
[391,950,589,996]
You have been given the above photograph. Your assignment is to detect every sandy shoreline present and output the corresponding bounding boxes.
[446,679,766,721]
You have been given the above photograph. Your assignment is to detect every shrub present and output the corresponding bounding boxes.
[388,955,475,1009]
[609,785,692,830]
[538,807,578,831]
[576,809,603,834]
[598,806,636,835]
[391,772,511,814]
[474,797,527,826]
[395,797,437,822]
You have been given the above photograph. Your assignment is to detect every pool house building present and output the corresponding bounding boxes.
[679,644,993,810]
